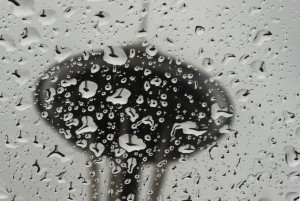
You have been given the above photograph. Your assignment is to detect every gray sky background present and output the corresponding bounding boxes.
[0,0,299,200]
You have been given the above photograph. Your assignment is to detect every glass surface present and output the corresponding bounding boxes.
[0,0,299,200]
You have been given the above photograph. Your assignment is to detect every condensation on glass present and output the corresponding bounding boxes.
[0,0,299,201]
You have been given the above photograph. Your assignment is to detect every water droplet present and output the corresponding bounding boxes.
[250,60,267,79]
[119,134,146,152]
[0,34,16,51]
[195,26,205,35]
[253,30,273,46]
[19,27,41,46]
[103,46,127,65]
[37,9,57,26]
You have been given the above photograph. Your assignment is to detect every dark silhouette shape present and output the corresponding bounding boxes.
[34,45,233,201]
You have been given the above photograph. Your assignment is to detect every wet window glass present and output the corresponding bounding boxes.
[0,0,299,200]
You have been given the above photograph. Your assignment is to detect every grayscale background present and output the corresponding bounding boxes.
[0,0,299,200]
